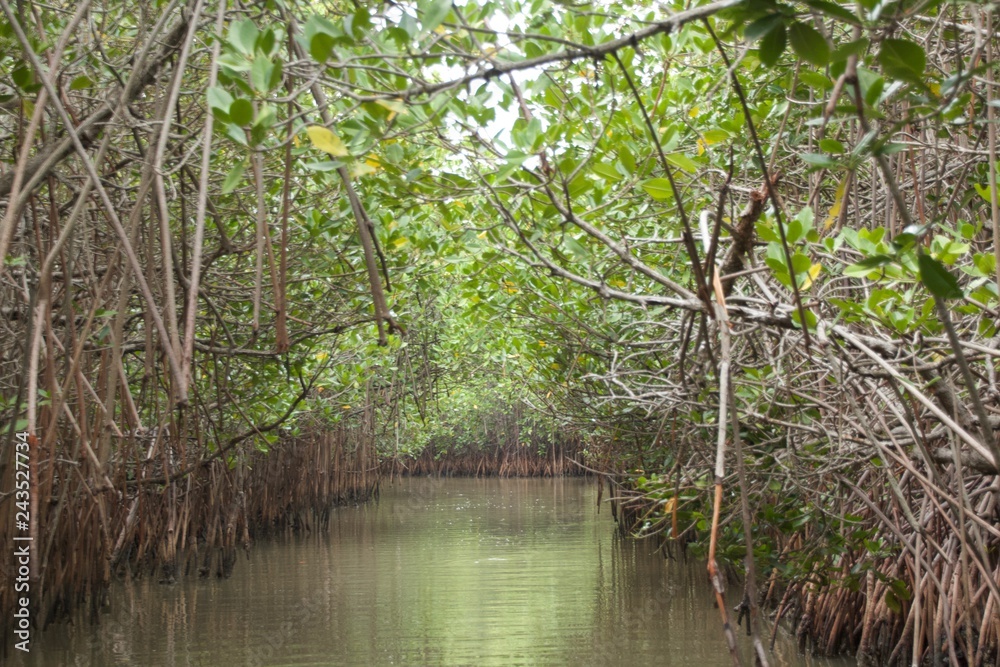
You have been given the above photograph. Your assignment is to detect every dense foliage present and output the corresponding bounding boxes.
[2,0,1000,663]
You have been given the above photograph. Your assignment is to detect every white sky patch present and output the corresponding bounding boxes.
[396,0,575,179]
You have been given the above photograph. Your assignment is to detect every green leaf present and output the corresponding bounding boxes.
[384,143,405,163]
[253,103,276,132]
[703,129,730,144]
[11,66,35,91]
[591,163,622,181]
[759,24,786,67]
[819,138,845,154]
[745,15,783,42]
[495,153,527,183]
[803,0,858,25]
[666,153,698,173]
[790,252,812,274]
[790,307,818,330]
[757,224,779,243]
[875,141,907,156]
[229,98,253,126]
[513,117,543,151]
[884,590,901,615]
[765,257,788,277]
[269,60,284,90]
[831,37,869,62]
[843,255,892,277]
[225,123,248,146]
[351,7,373,38]
[975,183,995,204]
[563,235,590,261]
[800,71,832,90]
[221,161,247,194]
[620,148,636,174]
[420,0,451,33]
[878,39,926,85]
[918,254,962,299]
[891,579,912,601]
[800,153,836,168]
[251,56,274,93]
[857,68,885,106]
[207,86,234,111]
[229,19,259,56]
[301,160,346,172]
[69,75,94,90]
[783,207,814,244]
[258,28,276,55]
[310,33,336,62]
[786,219,803,244]
[788,22,830,67]
[641,178,673,200]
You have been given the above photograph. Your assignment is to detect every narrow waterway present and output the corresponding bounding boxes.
[15,477,854,666]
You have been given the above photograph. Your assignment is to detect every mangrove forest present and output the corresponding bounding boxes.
[1,0,1000,663]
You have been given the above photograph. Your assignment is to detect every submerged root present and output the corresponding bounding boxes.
[0,421,380,641]
[602,459,1000,666]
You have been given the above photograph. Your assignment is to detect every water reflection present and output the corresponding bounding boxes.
[14,477,853,666]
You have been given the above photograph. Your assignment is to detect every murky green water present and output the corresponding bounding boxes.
[15,477,854,666]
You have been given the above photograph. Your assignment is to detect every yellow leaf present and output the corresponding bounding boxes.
[393,236,409,248]
[315,351,328,361]
[696,139,705,156]
[688,106,700,118]
[305,125,349,157]
[663,497,677,513]
[375,99,408,115]
[292,134,301,148]
[824,176,849,229]
[801,263,822,290]
[349,161,377,178]
[342,405,351,410]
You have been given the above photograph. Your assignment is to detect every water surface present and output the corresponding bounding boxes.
[16,477,853,666]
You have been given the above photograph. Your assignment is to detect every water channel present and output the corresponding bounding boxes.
[14,477,854,666]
